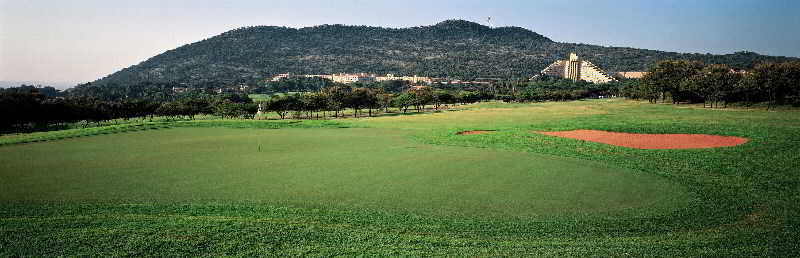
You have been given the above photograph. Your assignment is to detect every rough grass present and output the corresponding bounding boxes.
[1,99,799,256]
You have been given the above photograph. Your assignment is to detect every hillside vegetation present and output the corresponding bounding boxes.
[77,20,796,93]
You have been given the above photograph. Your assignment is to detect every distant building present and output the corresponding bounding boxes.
[272,72,435,85]
[333,73,376,83]
[540,53,616,83]
[302,73,375,84]
[271,73,293,82]
[304,74,334,81]
[435,79,491,85]
[729,69,748,75]
[615,72,649,79]
[171,87,189,94]
[299,73,433,84]
[216,88,237,94]
[376,74,432,84]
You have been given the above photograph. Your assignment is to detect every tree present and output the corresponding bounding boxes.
[213,100,255,118]
[266,95,297,119]
[118,99,160,120]
[297,94,314,119]
[346,88,376,118]
[378,80,409,93]
[377,93,393,112]
[391,92,415,113]
[324,86,350,117]
[411,87,434,112]
[0,91,45,131]
[156,101,183,118]
[739,61,800,109]
[642,60,705,103]
[363,89,380,117]
[306,93,329,119]
[680,64,740,108]
[433,90,455,109]
[457,91,480,104]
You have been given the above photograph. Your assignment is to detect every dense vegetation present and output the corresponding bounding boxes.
[625,60,800,108]
[70,20,797,96]
[0,87,257,133]
[0,82,494,132]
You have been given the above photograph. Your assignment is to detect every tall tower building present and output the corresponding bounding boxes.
[540,53,615,83]
[564,53,582,81]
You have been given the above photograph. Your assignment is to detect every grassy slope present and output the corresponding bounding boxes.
[1,99,799,256]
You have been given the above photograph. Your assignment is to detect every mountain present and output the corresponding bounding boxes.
[1,81,76,90]
[81,20,796,91]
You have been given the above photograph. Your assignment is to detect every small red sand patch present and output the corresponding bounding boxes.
[457,130,495,135]
[537,130,748,149]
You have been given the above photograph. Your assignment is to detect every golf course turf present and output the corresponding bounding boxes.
[1,99,798,256]
[0,127,685,217]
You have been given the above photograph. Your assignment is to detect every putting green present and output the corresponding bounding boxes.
[0,127,688,217]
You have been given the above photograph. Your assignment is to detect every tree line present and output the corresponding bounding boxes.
[495,76,621,102]
[256,76,630,119]
[0,88,257,133]
[623,60,800,108]
[0,75,640,133]
[259,86,495,120]
[0,83,494,132]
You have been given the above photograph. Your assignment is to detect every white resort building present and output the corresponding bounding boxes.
[271,73,432,84]
[540,53,616,83]
[375,74,432,84]
[615,71,649,79]
[304,73,377,84]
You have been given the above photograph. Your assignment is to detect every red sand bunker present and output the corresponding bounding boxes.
[457,130,495,135]
[537,130,748,149]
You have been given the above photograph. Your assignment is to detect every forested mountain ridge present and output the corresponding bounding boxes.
[82,20,796,91]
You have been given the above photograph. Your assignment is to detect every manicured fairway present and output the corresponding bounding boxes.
[1,99,798,256]
[0,127,685,217]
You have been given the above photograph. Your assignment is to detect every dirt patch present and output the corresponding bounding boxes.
[536,129,748,149]
[457,130,495,135]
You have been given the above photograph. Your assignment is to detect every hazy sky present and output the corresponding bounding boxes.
[1,0,799,87]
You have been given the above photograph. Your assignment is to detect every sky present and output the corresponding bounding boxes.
[1,0,799,88]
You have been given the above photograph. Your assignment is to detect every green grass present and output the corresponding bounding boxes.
[0,127,685,218]
[0,119,347,146]
[1,99,799,256]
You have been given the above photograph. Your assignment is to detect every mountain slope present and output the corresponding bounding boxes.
[86,20,796,89]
